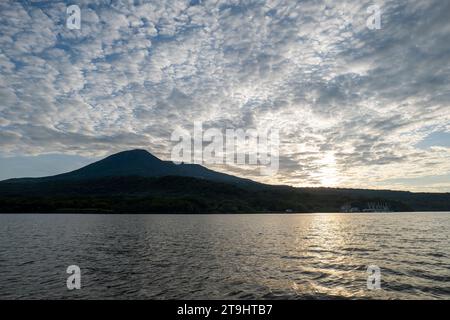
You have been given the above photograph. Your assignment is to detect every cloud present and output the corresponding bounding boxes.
[0,0,449,191]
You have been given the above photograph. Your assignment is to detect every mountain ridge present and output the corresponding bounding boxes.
[0,149,449,213]
[3,149,259,187]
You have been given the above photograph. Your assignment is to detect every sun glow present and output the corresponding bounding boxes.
[318,152,339,187]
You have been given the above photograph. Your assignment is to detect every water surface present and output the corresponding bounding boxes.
[0,213,449,299]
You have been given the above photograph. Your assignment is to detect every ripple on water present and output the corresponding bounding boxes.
[0,213,449,299]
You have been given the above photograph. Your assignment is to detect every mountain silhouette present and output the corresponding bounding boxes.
[1,149,449,214]
[4,149,257,186]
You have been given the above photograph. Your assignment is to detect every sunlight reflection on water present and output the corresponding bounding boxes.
[0,212,449,299]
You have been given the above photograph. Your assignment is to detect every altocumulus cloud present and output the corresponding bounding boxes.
[0,0,449,191]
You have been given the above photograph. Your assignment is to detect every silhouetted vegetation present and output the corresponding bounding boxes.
[0,175,448,213]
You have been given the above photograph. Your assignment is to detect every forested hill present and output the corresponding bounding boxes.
[0,174,449,213]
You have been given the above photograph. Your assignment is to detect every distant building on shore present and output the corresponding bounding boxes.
[341,202,391,213]
[363,202,391,212]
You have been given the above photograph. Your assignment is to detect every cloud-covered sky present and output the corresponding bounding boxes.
[0,0,449,192]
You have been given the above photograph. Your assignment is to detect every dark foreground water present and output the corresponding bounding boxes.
[0,213,449,299]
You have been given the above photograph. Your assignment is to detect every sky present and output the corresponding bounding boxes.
[0,0,449,192]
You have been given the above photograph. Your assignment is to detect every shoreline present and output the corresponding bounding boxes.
[1,211,449,215]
